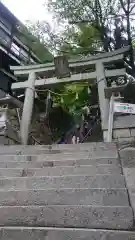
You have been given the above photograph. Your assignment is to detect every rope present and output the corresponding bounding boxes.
[26,84,89,97]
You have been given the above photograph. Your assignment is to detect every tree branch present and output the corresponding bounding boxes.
[119,0,127,13]
[127,0,131,12]
[129,3,135,13]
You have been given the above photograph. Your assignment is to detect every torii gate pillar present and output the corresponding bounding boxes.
[20,72,36,144]
[96,61,109,141]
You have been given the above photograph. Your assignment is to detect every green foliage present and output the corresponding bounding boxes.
[47,0,135,59]
[59,24,101,56]
[16,24,53,63]
[47,0,116,23]
[48,81,98,125]
[132,40,135,49]
[52,83,89,114]
[47,0,118,51]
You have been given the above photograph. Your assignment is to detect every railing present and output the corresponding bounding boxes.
[10,42,31,64]
[0,22,37,64]
[81,117,101,143]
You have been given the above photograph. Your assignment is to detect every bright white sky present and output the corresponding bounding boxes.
[1,0,52,23]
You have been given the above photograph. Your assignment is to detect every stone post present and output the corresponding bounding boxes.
[96,61,109,141]
[20,71,36,144]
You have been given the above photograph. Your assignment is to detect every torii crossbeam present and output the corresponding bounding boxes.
[10,46,129,144]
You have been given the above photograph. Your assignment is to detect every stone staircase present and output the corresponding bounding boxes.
[0,143,134,239]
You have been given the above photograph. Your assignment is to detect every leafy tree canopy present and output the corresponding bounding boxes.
[16,23,53,63]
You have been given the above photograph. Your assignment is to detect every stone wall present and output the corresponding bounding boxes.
[119,147,135,218]
[113,128,135,142]
[0,108,20,145]
[103,115,135,143]
[113,115,135,143]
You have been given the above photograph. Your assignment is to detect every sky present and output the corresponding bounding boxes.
[1,0,52,23]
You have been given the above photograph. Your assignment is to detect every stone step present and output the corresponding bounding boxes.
[0,152,90,159]
[0,143,117,158]
[123,168,135,188]
[0,188,129,206]
[122,168,135,216]
[0,206,132,229]
[49,143,117,157]
[0,175,126,190]
[1,227,135,240]
[0,165,122,177]
[119,147,135,160]
[53,142,116,148]
[0,154,100,165]
[0,142,116,151]
[0,152,111,161]
[119,147,135,167]
[0,157,119,168]
[49,142,117,153]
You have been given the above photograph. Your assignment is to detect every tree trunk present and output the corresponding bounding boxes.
[126,12,135,76]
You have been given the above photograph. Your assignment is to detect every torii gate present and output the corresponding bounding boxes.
[10,46,129,144]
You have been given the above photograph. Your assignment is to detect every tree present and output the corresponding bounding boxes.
[25,17,102,56]
[16,23,53,63]
[59,24,102,56]
[118,0,135,75]
[25,0,135,70]
[47,0,135,75]
[47,0,117,51]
